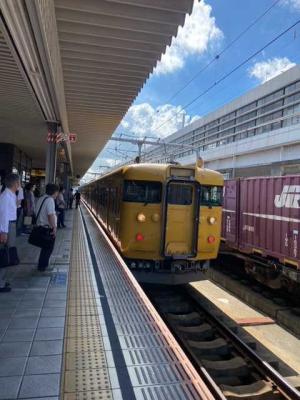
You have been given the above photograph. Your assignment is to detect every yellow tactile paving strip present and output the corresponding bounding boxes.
[61,211,114,400]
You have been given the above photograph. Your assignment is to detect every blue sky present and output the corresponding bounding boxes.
[84,0,300,180]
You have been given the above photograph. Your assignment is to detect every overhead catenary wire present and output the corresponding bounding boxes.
[187,31,300,116]
[153,18,300,133]
[161,0,282,107]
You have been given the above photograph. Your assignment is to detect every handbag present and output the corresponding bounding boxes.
[0,246,9,268]
[28,197,55,249]
[0,246,19,268]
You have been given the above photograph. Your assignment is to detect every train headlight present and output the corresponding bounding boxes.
[137,213,146,222]
[151,213,160,222]
[208,216,216,225]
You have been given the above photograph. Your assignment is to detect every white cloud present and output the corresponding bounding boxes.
[120,102,200,138]
[248,57,296,84]
[83,104,200,180]
[154,0,223,75]
[281,0,300,10]
[90,158,116,171]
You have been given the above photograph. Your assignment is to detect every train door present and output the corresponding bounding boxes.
[162,180,200,257]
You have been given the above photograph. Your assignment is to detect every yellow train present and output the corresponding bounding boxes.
[81,161,223,284]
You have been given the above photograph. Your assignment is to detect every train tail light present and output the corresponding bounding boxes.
[207,235,216,244]
[136,233,144,241]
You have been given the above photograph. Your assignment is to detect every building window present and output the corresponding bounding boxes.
[206,126,219,136]
[236,101,257,115]
[285,92,300,105]
[220,111,236,123]
[285,80,300,94]
[258,89,284,105]
[219,119,236,130]
[206,119,219,129]
[236,110,257,123]
[258,99,283,115]
[283,102,300,116]
[235,119,256,132]
[257,110,282,124]
[283,115,300,127]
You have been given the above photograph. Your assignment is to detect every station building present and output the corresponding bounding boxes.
[145,65,300,178]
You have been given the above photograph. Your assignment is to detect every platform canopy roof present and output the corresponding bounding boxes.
[0,0,193,176]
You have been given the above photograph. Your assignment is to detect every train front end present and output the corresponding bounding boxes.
[120,162,224,284]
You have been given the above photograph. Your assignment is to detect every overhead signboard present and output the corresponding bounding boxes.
[47,132,77,144]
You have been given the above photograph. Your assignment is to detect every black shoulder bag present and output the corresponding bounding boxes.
[28,197,55,249]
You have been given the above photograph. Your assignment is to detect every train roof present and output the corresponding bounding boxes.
[83,162,223,186]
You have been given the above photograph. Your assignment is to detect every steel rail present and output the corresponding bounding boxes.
[186,285,300,400]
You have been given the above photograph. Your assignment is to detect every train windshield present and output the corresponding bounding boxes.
[123,180,162,203]
[200,185,223,206]
[168,184,193,205]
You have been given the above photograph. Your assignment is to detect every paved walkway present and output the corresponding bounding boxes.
[0,210,73,400]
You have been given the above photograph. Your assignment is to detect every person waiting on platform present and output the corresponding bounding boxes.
[35,183,59,271]
[68,187,74,209]
[74,190,81,209]
[23,183,36,232]
[16,183,24,236]
[56,186,66,228]
[0,174,21,292]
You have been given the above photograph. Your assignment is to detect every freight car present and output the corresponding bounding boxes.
[81,161,223,285]
[222,176,300,293]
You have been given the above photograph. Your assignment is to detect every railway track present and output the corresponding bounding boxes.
[144,284,300,400]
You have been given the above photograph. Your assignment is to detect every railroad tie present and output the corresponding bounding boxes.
[167,311,204,326]
[177,323,214,340]
[201,356,249,379]
[220,380,274,399]
[157,301,193,314]
[187,338,230,358]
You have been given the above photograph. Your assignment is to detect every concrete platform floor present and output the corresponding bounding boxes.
[190,280,300,377]
[0,210,73,400]
[207,267,300,337]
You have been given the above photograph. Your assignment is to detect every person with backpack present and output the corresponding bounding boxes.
[35,183,59,271]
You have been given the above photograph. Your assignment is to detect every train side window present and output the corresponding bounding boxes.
[200,186,223,206]
[168,184,193,205]
[123,180,162,203]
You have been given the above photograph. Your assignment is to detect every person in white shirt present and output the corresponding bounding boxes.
[56,186,66,228]
[35,183,59,271]
[0,174,20,292]
[16,185,24,236]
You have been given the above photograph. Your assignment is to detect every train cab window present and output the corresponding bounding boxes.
[168,184,193,205]
[123,180,162,203]
[200,186,223,206]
